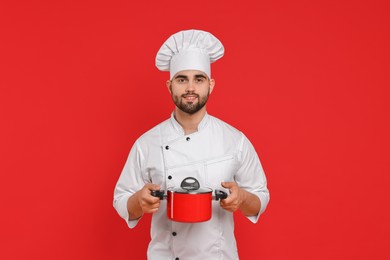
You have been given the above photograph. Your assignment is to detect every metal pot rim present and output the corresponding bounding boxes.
[168,187,213,194]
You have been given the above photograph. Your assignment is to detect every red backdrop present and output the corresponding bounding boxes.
[1,0,389,259]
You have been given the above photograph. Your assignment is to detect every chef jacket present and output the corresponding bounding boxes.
[113,113,269,260]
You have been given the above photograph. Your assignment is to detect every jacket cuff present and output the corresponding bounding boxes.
[246,192,269,223]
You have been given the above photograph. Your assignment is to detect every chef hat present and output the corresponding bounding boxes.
[155,29,224,79]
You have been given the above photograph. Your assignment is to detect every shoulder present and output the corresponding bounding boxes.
[135,117,171,146]
[208,115,243,137]
[207,115,256,150]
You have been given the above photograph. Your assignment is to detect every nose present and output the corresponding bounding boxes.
[185,80,195,92]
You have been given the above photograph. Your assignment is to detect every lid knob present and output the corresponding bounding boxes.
[180,177,200,191]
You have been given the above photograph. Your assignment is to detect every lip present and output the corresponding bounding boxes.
[183,95,198,101]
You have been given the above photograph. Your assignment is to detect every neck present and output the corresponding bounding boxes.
[174,107,207,135]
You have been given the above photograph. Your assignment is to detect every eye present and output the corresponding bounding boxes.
[195,78,205,83]
[176,78,187,83]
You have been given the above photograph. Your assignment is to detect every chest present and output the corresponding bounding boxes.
[145,131,240,190]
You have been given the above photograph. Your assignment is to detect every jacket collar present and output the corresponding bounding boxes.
[170,112,210,135]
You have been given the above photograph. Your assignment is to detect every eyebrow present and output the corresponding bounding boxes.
[174,75,189,80]
[194,74,207,79]
[173,74,208,80]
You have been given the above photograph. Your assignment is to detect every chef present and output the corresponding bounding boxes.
[113,29,270,260]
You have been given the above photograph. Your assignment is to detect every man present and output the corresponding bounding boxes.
[113,29,269,260]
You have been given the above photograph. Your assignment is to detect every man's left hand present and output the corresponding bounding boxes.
[219,181,246,212]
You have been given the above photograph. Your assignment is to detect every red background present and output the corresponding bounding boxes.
[1,0,389,259]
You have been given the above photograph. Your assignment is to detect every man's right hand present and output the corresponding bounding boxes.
[137,183,161,214]
[127,183,161,220]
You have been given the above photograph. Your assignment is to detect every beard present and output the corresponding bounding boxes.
[171,90,210,115]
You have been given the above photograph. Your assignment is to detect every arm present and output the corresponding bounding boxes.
[127,183,161,220]
[219,134,269,220]
[113,140,159,227]
[220,181,261,216]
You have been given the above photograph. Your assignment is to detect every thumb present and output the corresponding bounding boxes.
[146,183,161,191]
[221,181,234,189]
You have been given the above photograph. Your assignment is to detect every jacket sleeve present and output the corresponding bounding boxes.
[113,140,148,228]
[235,133,270,223]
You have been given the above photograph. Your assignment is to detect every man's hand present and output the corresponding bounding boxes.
[219,181,245,212]
[127,183,161,220]
[137,183,161,213]
[219,181,261,216]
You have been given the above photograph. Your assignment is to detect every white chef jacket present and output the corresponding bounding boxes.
[114,113,269,260]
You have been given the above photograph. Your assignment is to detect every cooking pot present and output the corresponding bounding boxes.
[151,177,228,223]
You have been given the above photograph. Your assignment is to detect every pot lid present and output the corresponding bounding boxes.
[171,187,212,194]
[170,177,212,194]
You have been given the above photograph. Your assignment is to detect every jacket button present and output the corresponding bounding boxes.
[186,137,190,141]
[165,145,169,150]
[168,175,172,180]
[172,232,177,236]
[175,258,179,260]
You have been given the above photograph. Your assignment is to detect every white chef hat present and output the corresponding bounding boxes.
[155,29,224,79]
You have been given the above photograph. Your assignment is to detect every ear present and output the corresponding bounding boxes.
[209,78,215,94]
[166,80,172,93]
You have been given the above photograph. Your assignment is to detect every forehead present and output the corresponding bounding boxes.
[172,70,208,79]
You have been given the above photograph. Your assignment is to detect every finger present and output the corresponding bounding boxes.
[141,199,160,210]
[144,206,160,213]
[148,201,160,209]
[222,188,237,202]
[144,195,161,204]
[220,195,232,205]
[139,191,160,206]
[221,181,233,188]
[219,201,235,212]
[221,182,238,191]
[142,184,161,199]
[220,197,233,208]
[149,201,161,211]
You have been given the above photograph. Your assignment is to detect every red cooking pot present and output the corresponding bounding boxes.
[151,177,228,223]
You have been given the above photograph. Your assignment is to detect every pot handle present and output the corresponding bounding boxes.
[214,189,228,201]
[151,190,165,200]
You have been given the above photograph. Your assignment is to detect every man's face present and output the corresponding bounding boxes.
[167,70,215,115]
